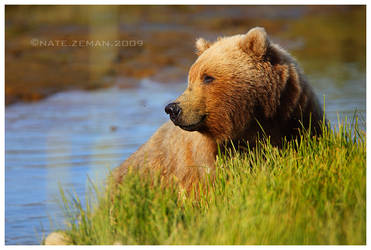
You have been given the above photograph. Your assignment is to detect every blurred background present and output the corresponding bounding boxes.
[5,5,366,245]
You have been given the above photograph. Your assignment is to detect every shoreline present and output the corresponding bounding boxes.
[6,6,364,106]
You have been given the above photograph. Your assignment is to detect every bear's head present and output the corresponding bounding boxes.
[165,27,303,142]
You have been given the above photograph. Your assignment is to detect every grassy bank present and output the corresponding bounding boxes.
[57,119,365,245]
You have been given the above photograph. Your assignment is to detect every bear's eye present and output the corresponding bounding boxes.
[202,74,215,84]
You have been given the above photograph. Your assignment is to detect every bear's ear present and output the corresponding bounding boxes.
[195,38,211,56]
[239,27,270,58]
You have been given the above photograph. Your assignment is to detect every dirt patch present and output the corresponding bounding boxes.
[5,5,365,105]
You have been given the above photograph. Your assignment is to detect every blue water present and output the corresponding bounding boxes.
[5,71,365,244]
[5,80,184,244]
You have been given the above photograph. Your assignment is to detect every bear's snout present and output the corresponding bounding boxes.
[165,102,182,123]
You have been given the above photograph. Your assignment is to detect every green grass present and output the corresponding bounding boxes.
[57,118,366,245]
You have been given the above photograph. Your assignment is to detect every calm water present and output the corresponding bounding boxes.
[5,71,365,244]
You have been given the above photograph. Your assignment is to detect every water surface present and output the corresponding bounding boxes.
[5,80,183,244]
[5,69,365,244]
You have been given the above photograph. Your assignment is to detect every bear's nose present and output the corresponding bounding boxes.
[165,102,182,121]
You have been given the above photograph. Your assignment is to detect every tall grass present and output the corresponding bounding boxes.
[56,118,365,245]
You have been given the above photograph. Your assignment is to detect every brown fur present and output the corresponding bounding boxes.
[113,27,324,191]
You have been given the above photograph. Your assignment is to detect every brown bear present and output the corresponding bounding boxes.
[112,27,324,191]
